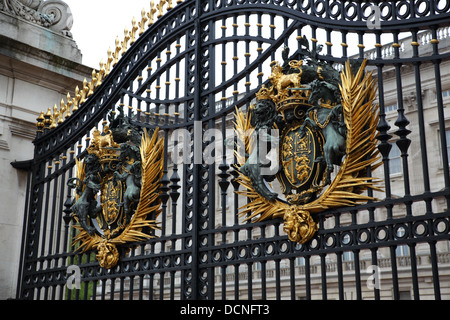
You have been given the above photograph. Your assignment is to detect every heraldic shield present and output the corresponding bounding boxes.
[279,124,325,202]
[234,39,382,245]
[67,107,164,269]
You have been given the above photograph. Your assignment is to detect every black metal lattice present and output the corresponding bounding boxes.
[16,0,450,300]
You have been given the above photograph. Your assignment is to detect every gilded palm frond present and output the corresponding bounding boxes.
[233,106,255,167]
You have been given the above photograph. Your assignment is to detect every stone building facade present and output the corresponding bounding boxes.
[0,0,91,299]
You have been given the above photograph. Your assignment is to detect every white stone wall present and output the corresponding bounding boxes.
[0,9,91,299]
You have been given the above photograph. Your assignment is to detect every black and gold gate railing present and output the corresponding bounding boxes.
[15,0,450,300]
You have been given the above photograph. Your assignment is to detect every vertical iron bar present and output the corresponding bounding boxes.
[290,257,295,300]
[325,28,332,57]
[91,280,97,301]
[119,277,124,300]
[258,13,264,86]
[149,272,154,300]
[159,271,164,300]
[129,276,134,300]
[353,249,362,300]
[411,30,431,198]
[341,31,348,58]
[371,248,380,300]
[261,226,267,300]
[206,13,217,300]
[219,113,229,300]
[320,254,327,300]
[63,145,75,265]
[275,223,281,299]
[409,244,420,300]
[233,14,239,103]
[138,274,144,300]
[429,241,441,299]
[247,262,253,299]
[190,1,202,299]
[275,258,281,300]
[19,160,46,299]
[305,255,311,300]
[100,279,106,300]
[335,213,344,300]
[55,154,68,258]
[261,260,267,300]
[48,160,59,257]
[234,264,239,300]
[393,33,412,200]
[83,278,89,300]
[39,164,52,270]
[430,27,450,198]
[390,245,399,299]
[336,252,344,300]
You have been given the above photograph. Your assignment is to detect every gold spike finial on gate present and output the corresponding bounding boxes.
[36,111,45,132]
[167,0,173,10]
[58,99,65,124]
[88,70,97,97]
[105,48,113,76]
[66,93,72,119]
[72,86,80,112]
[96,60,106,87]
[80,78,88,104]
[113,36,122,66]
[139,8,148,35]
[148,1,157,26]
[44,108,52,131]
[50,104,58,129]
[130,17,139,44]
[121,28,131,56]
[156,0,166,18]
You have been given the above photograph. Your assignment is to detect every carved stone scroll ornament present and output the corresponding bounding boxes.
[0,0,73,37]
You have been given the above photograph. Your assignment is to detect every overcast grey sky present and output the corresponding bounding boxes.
[65,0,153,68]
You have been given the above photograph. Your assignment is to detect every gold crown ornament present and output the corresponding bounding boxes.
[87,126,120,163]
[255,59,312,120]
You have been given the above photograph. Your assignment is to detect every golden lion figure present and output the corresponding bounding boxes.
[269,60,304,94]
[88,125,120,153]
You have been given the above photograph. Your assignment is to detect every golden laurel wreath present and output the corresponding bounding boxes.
[234,60,382,244]
[72,128,164,268]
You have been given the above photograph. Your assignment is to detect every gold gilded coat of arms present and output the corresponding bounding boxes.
[234,41,381,244]
[68,107,164,268]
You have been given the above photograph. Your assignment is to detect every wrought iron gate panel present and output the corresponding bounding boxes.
[16,0,450,300]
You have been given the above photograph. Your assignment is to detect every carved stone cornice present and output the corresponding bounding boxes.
[0,0,73,37]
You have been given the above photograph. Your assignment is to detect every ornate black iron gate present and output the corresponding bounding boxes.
[16,0,450,300]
